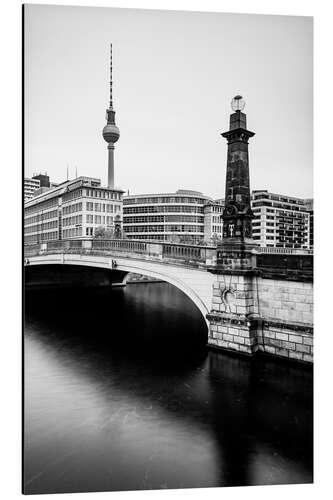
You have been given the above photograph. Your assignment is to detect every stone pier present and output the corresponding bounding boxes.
[207,269,313,363]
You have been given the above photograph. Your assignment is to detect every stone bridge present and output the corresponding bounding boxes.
[24,239,313,364]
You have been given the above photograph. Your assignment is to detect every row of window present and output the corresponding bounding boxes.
[86,202,120,213]
[123,225,204,233]
[252,194,305,206]
[62,203,83,215]
[24,220,58,234]
[123,205,204,215]
[253,235,275,240]
[123,215,204,224]
[62,227,82,238]
[124,197,207,205]
[25,197,58,216]
[24,231,59,243]
[253,221,275,227]
[86,215,114,225]
[252,205,310,216]
[212,215,222,223]
[62,189,83,202]
[86,189,122,200]
[62,215,83,227]
[24,209,58,226]
[254,202,309,212]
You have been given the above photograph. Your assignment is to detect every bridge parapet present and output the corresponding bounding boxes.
[24,239,313,275]
[24,239,218,268]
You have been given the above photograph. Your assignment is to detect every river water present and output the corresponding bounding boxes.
[24,282,313,494]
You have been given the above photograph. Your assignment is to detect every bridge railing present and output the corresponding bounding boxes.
[23,238,217,266]
[92,239,148,254]
[23,239,313,273]
[162,243,216,264]
[254,246,313,255]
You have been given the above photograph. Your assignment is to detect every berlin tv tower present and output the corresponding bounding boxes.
[102,44,120,188]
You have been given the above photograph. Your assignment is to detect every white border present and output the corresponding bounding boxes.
[1,1,332,499]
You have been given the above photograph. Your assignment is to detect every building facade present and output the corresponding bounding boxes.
[24,176,123,244]
[24,178,40,201]
[123,190,212,243]
[251,190,313,249]
[123,189,313,248]
[203,199,225,243]
[303,198,314,249]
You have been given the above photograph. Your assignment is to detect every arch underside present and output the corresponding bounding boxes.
[26,254,213,328]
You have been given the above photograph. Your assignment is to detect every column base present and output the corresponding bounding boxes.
[216,240,258,270]
[207,312,261,355]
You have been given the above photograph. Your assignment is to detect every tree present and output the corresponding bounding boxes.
[94,226,106,238]
[93,226,114,239]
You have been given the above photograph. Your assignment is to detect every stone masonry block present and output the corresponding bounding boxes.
[238,344,252,353]
[289,351,303,360]
[236,328,251,338]
[281,341,295,350]
[289,334,303,344]
[223,333,234,342]
[296,344,310,354]
[244,337,256,346]
[275,332,289,341]
[303,354,313,363]
[301,312,313,324]
[267,338,282,348]
[228,327,240,336]
[264,331,276,340]
[265,345,276,354]
[227,342,240,351]
[233,336,245,345]
[217,339,229,348]
[303,336,313,346]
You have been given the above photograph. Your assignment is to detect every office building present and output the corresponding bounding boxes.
[123,189,314,249]
[123,190,212,243]
[303,198,314,249]
[24,177,123,244]
[203,199,225,242]
[24,178,40,201]
[251,190,312,249]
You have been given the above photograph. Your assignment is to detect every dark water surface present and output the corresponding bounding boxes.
[24,282,313,494]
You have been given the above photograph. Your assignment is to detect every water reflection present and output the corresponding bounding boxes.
[24,283,313,494]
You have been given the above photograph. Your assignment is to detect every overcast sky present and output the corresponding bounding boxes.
[24,5,313,199]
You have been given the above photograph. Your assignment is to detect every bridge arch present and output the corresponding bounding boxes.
[26,253,215,330]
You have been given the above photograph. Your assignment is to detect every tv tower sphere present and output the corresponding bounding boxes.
[102,122,120,144]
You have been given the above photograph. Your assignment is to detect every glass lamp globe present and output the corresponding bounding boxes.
[231,95,245,112]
